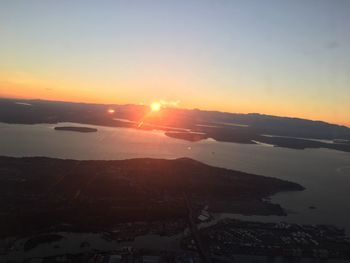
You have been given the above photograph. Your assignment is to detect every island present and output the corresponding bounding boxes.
[0,156,304,238]
[54,126,98,133]
[165,132,208,142]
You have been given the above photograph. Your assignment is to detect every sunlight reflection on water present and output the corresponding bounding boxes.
[0,122,350,232]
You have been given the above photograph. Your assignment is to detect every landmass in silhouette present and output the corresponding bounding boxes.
[1,98,350,152]
[0,156,303,237]
[54,126,97,133]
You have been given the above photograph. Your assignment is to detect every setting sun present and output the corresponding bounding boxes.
[150,102,161,112]
[1,1,350,257]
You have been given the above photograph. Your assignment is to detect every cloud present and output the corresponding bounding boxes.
[158,100,180,108]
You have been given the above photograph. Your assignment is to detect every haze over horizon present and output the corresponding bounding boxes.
[0,0,349,126]
[1,96,350,129]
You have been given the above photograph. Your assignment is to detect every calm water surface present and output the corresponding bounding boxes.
[1,122,350,232]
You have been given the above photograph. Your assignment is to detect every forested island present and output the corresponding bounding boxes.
[54,126,98,133]
[165,132,208,142]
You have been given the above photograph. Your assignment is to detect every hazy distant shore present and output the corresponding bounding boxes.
[1,98,350,153]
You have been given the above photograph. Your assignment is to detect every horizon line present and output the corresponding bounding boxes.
[1,95,349,129]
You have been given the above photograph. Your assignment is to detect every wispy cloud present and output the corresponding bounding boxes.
[158,100,180,108]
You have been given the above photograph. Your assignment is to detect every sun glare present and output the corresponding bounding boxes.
[108,109,115,114]
[150,102,161,112]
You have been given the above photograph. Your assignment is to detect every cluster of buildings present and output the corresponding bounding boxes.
[3,217,350,262]
[104,220,187,242]
[21,250,199,263]
[182,219,350,260]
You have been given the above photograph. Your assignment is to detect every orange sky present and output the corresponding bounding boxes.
[1,1,349,127]
[1,77,349,127]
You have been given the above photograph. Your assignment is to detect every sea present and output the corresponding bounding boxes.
[1,122,350,262]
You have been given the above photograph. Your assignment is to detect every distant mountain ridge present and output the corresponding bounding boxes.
[1,97,350,152]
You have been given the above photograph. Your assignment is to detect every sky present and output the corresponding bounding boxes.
[0,0,349,126]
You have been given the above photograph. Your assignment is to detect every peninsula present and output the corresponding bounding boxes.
[0,156,304,238]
